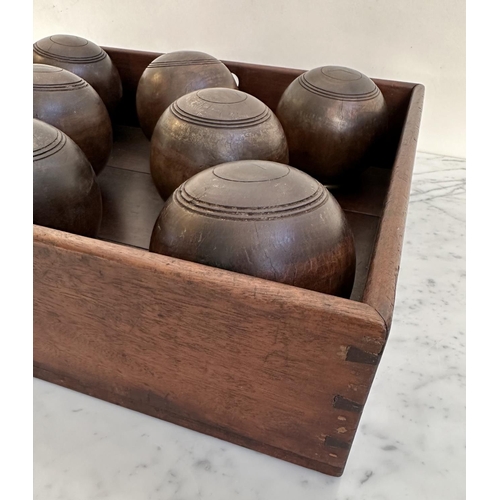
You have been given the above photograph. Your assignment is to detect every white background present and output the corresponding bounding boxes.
[33,0,465,158]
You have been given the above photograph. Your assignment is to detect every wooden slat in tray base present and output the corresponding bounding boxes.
[33,47,425,476]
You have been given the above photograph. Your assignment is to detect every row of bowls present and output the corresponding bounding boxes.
[33,35,388,186]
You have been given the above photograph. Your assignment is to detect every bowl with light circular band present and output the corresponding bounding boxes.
[276,66,388,185]
[33,34,122,114]
[33,64,113,175]
[33,119,102,237]
[136,50,237,140]
[150,87,289,200]
[150,160,355,297]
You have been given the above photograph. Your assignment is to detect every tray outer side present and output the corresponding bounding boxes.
[34,48,424,475]
[34,227,386,476]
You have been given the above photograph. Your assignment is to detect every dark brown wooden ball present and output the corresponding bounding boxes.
[276,66,388,184]
[136,51,237,140]
[33,119,102,237]
[33,34,122,114]
[150,160,355,297]
[150,88,289,200]
[33,64,113,175]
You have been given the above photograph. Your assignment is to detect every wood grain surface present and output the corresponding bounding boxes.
[363,84,425,330]
[97,165,163,249]
[34,225,386,476]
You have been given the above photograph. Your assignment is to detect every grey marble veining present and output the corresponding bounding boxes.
[33,152,466,500]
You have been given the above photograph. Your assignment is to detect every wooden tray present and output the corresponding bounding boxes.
[33,47,424,476]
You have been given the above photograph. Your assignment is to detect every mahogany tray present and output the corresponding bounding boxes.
[33,47,424,476]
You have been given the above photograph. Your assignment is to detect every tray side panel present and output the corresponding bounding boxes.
[363,84,425,330]
[34,226,386,476]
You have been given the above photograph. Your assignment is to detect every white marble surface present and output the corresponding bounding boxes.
[34,152,466,500]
